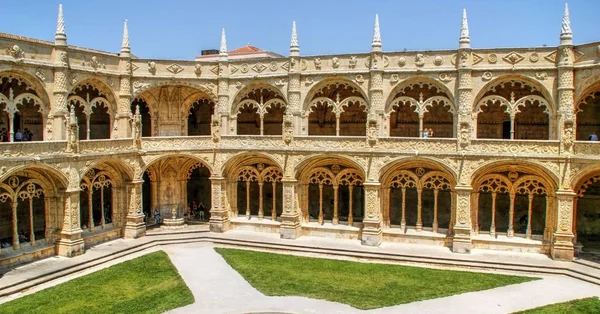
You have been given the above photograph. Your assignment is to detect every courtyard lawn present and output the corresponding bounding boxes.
[514,297,600,314]
[215,248,537,310]
[0,251,194,314]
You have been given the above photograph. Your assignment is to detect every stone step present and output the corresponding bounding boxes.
[2,232,600,298]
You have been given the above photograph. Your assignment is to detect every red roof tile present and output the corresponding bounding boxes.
[229,44,263,54]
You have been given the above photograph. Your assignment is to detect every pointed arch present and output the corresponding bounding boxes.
[473,75,555,140]
[575,80,600,141]
[386,77,456,138]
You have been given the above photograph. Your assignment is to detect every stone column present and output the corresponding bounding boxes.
[56,189,85,257]
[51,53,69,141]
[361,182,382,246]
[123,180,146,238]
[280,178,301,239]
[551,190,575,261]
[209,176,230,232]
[452,185,472,253]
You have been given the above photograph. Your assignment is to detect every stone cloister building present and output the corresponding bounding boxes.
[1,4,600,267]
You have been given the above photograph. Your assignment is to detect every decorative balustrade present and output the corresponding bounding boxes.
[1,137,599,160]
[0,140,67,158]
[468,139,561,156]
[79,139,136,154]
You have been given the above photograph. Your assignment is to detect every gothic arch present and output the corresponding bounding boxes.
[80,158,135,184]
[132,80,218,104]
[231,83,287,115]
[0,164,68,193]
[141,154,213,180]
[69,79,118,115]
[135,84,216,137]
[295,154,366,181]
[385,77,455,138]
[379,157,458,185]
[473,75,555,140]
[0,70,51,109]
[303,78,369,136]
[379,158,456,233]
[222,152,283,180]
[303,78,369,112]
[231,84,287,136]
[470,160,558,190]
[385,76,456,113]
[575,79,600,140]
[0,71,52,141]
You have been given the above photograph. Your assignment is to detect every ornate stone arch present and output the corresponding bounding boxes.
[470,160,558,191]
[237,166,261,183]
[336,168,364,187]
[295,154,366,182]
[571,163,600,194]
[221,152,283,184]
[303,78,369,113]
[385,76,456,114]
[132,80,218,104]
[260,166,283,184]
[0,70,51,111]
[385,77,455,138]
[574,79,600,140]
[69,79,118,116]
[141,154,213,180]
[0,70,52,140]
[79,158,135,185]
[231,83,287,116]
[379,157,458,186]
[0,164,68,194]
[474,174,511,194]
[473,75,554,110]
[473,75,555,140]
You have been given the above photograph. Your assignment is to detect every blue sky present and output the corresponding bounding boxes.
[1,1,598,60]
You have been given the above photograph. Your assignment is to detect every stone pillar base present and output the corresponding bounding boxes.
[209,215,231,233]
[452,226,472,253]
[56,230,85,257]
[280,214,301,239]
[124,214,146,239]
[551,233,574,261]
[361,219,382,246]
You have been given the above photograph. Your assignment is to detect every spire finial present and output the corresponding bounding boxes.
[371,14,382,51]
[560,3,572,44]
[459,9,470,48]
[219,28,228,58]
[121,19,130,55]
[55,4,67,45]
[290,21,299,56]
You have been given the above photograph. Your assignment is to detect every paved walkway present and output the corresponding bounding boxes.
[164,243,600,314]
[0,229,599,313]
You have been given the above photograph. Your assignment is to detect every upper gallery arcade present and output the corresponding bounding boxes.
[1,3,600,266]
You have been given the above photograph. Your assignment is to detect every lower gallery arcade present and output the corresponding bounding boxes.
[2,153,599,266]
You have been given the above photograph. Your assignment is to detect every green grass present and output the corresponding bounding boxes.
[0,251,194,314]
[514,297,600,314]
[215,248,537,310]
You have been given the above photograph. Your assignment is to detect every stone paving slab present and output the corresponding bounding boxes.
[164,243,600,314]
[1,240,599,313]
